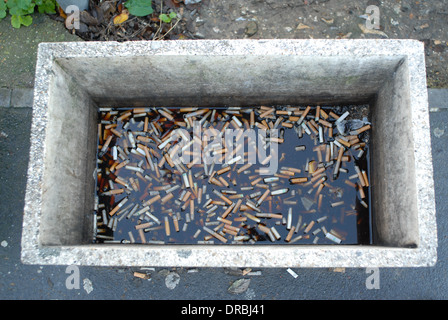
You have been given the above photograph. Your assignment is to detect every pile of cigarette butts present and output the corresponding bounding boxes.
[95,105,371,245]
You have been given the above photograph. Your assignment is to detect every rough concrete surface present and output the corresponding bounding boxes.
[0,0,448,300]
[0,106,447,299]
[0,13,80,89]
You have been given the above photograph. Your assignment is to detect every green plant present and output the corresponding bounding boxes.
[159,11,176,23]
[0,0,56,28]
[124,0,153,17]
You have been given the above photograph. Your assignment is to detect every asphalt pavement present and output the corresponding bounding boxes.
[0,90,447,300]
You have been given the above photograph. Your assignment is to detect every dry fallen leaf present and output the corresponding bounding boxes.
[114,9,129,25]
[297,22,311,30]
[58,6,67,19]
[228,278,251,294]
[358,23,388,38]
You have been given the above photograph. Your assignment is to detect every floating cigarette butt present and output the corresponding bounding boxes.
[203,226,227,243]
[244,212,261,223]
[256,189,271,207]
[237,163,252,174]
[135,222,153,230]
[329,111,339,120]
[109,197,128,216]
[297,106,311,125]
[290,177,308,184]
[326,232,342,244]
[270,226,281,240]
[144,194,161,206]
[271,188,289,196]
[295,145,306,151]
[345,180,357,188]
[263,177,279,183]
[164,216,170,236]
[330,201,344,207]
[217,166,231,175]
[285,226,296,242]
[184,108,209,118]
[160,193,174,204]
[358,184,366,199]
[361,170,369,187]
[350,124,371,135]
[138,228,146,243]
[286,207,292,229]
[304,221,315,234]
[360,200,368,208]
[354,166,366,187]
[99,135,113,157]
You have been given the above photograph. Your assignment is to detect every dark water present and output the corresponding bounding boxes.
[95,106,373,245]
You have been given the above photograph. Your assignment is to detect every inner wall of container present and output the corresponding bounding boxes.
[95,105,373,245]
[38,54,418,248]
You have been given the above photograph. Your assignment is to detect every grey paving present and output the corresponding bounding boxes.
[0,88,11,108]
[10,88,34,108]
[0,100,447,300]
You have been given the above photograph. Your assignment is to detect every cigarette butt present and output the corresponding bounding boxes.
[329,111,339,120]
[285,226,296,242]
[312,167,326,177]
[133,272,150,280]
[270,226,281,240]
[304,221,315,234]
[330,201,344,207]
[190,199,195,219]
[258,224,271,234]
[297,106,311,124]
[345,180,357,188]
[337,138,351,148]
[173,215,179,232]
[237,163,252,174]
[318,119,332,128]
[217,216,233,225]
[353,124,371,135]
[256,189,271,207]
[164,216,170,237]
[358,185,366,199]
[203,226,227,243]
[355,166,366,187]
[138,228,146,243]
[217,166,231,175]
[161,193,174,204]
[144,194,161,206]
[135,222,153,230]
[362,170,369,187]
[318,194,323,211]
[218,176,229,187]
[290,177,308,184]
[233,199,243,213]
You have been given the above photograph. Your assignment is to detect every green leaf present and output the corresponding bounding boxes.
[159,13,171,23]
[38,0,56,14]
[124,0,153,17]
[0,1,7,20]
[11,14,21,28]
[10,13,32,28]
[19,13,32,26]
[169,11,177,19]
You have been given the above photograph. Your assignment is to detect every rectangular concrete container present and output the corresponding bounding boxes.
[21,39,437,267]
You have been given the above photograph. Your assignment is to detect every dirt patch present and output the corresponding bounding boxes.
[54,0,448,88]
